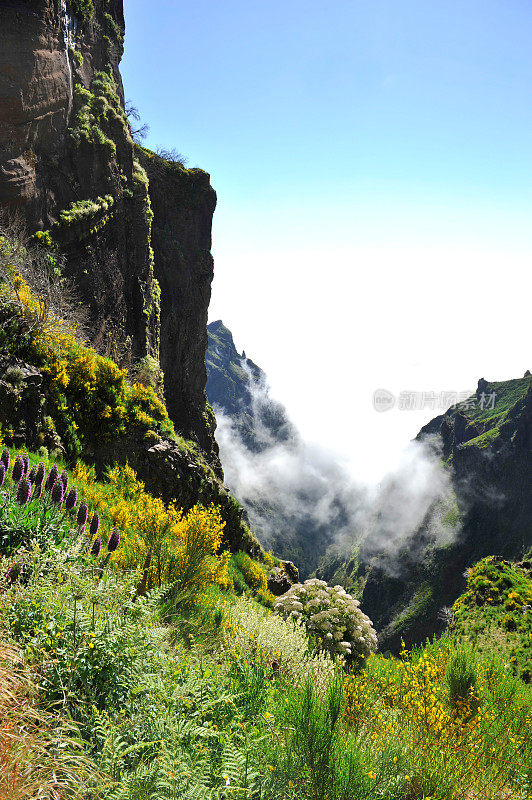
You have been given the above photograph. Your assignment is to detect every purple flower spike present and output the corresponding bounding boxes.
[33,480,44,500]
[16,477,31,505]
[28,465,37,485]
[0,463,5,488]
[12,456,24,483]
[90,535,102,557]
[65,486,78,511]
[1,448,9,471]
[107,528,120,552]
[51,480,64,506]
[89,512,100,538]
[76,501,88,528]
[36,463,45,486]
[60,470,69,491]
[45,465,59,493]
[22,455,29,476]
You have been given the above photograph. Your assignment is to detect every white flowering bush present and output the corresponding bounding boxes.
[274,578,378,663]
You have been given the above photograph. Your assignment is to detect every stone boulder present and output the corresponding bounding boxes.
[267,560,300,596]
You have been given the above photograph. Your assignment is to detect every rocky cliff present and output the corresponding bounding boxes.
[0,0,218,461]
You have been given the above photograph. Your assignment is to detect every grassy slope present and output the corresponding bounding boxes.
[442,375,531,452]
[453,556,532,683]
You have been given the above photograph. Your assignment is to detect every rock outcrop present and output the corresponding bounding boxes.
[0,0,218,462]
[267,560,300,596]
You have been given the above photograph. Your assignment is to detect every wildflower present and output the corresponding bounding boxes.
[89,511,100,538]
[76,501,89,528]
[45,464,59,492]
[65,486,78,511]
[12,456,24,483]
[107,527,120,552]
[36,462,45,485]
[0,447,9,471]
[51,480,64,506]
[89,642,95,649]
[90,535,102,557]
[60,469,69,491]
[0,463,5,488]
[367,771,376,780]
[16,477,31,505]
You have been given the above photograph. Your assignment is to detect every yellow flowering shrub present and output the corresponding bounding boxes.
[1,273,173,458]
[72,462,229,595]
[344,638,531,797]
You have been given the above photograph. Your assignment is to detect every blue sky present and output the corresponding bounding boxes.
[122,0,532,479]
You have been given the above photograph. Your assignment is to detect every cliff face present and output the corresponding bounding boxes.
[0,0,218,461]
[140,151,219,463]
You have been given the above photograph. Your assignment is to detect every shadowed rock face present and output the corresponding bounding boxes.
[139,150,219,463]
[0,0,220,467]
[0,0,125,214]
[0,2,66,207]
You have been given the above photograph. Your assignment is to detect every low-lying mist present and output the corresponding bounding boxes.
[213,364,461,578]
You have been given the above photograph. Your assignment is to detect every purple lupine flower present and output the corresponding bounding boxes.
[51,480,64,506]
[0,463,5,488]
[60,470,69,492]
[12,456,24,483]
[90,535,102,557]
[65,486,78,511]
[89,511,100,538]
[16,477,31,505]
[107,528,120,552]
[22,455,29,476]
[28,465,37,485]
[1,447,9,472]
[33,479,44,500]
[36,463,45,486]
[76,501,88,528]
[45,465,59,492]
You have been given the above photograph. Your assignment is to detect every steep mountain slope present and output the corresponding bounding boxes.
[206,320,355,576]
[318,373,532,652]
[0,0,217,460]
[206,320,294,452]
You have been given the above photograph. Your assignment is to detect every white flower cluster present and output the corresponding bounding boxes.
[274,579,378,661]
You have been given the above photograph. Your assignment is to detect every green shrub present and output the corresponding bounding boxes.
[446,643,479,712]
[231,550,267,591]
